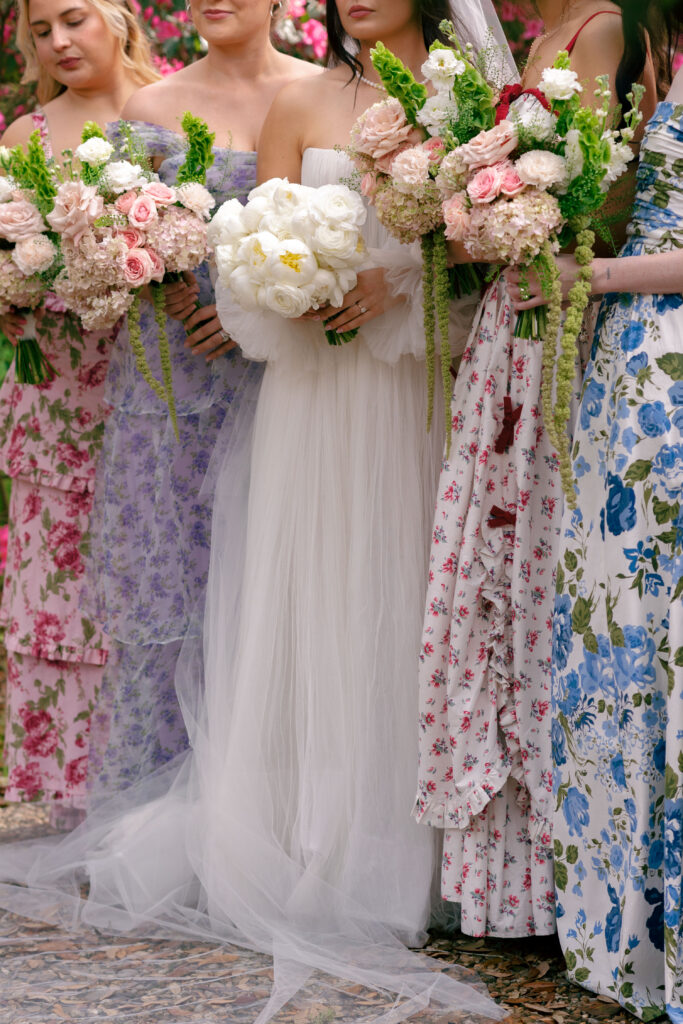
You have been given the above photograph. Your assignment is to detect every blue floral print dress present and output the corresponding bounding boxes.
[553,102,683,1022]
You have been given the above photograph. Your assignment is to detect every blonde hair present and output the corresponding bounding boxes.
[16,0,160,105]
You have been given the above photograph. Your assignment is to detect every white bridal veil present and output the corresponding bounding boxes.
[0,4,519,1022]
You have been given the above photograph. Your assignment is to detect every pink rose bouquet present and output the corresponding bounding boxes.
[48,116,216,438]
[0,133,62,383]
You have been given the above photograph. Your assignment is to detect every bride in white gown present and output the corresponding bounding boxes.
[0,1,517,1020]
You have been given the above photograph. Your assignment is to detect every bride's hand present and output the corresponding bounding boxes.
[184,303,236,362]
[313,268,405,335]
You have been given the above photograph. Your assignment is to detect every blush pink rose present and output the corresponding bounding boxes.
[115,191,138,216]
[0,197,46,242]
[128,195,158,229]
[360,172,378,199]
[499,160,526,197]
[142,181,176,205]
[47,181,103,244]
[467,165,505,205]
[460,120,518,170]
[442,193,471,242]
[122,247,155,287]
[353,98,418,160]
[116,227,145,250]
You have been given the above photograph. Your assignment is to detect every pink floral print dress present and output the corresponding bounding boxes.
[414,279,558,938]
[0,110,111,808]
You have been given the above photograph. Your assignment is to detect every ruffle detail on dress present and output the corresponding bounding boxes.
[1,630,108,666]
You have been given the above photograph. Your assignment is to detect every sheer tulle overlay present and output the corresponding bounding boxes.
[0,150,503,1023]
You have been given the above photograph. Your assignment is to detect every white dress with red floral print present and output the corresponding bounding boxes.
[0,303,111,808]
[414,278,558,938]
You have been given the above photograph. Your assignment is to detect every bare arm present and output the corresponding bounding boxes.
[257,81,308,184]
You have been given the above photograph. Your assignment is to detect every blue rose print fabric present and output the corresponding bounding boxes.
[552,103,683,1022]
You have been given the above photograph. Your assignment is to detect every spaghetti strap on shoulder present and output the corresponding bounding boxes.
[30,106,53,159]
[565,9,621,54]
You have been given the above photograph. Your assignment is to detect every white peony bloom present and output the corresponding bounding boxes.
[75,137,114,166]
[236,230,282,282]
[0,177,13,203]
[307,184,367,229]
[307,267,344,309]
[602,134,634,188]
[207,198,247,248]
[227,264,261,310]
[515,150,568,190]
[508,94,557,143]
[248,177,288,203]
[176,182,215,219]
[104,160,147,194]
[564,128,585,181]
[539,67,582,102]
[421,49,465,91]
[312,224,364,268]
[241,195,271,233]
[261,282,312,319]
[214,242,239,282]
[417,93,458,137]
[265,237,318,286]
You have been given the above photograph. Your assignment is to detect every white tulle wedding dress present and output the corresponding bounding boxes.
[0,150,502,1024]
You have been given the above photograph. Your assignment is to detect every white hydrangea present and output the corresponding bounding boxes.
[421,49,466,92]
[539,67,582,102]
[75,137,114,167]
[417,93,458,137]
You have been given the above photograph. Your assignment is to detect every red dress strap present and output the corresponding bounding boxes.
[565,10,621,54]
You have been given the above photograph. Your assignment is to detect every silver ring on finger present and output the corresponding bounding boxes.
[220,329,231,342]
[358,305,368,315]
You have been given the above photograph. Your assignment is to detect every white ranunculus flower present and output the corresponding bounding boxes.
[508,94,557,143]
[539,67,582,102]
[421,49,465,91]
[307,184,367,229]
[236,230,282,282]
[515,150,568,190]
[261,282,311,319]
[416,93,458,137]
[564,128,585,181]
[602,134,634,188]
[207,198,247,248]
[313,224,365,269]
[104,160,147,194]
[271,180,308,214]
[227,264,261,310]
[264,238,317,286]
[75,137,114,166]
[0,177,13,203]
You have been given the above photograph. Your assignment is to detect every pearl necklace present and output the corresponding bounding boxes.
[359,74,386,92]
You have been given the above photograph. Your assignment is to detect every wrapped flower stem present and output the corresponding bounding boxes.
[12,311,58,385]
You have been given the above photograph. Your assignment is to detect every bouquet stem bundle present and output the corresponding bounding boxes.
[13,312,58,385]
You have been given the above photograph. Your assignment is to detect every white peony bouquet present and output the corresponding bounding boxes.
[209,178,367,346]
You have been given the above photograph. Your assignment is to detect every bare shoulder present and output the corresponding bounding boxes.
[571,7,624,62]
[120,74,192,124]
[1,113,38,148]
[275,52,322,81]
[667,68,683,104]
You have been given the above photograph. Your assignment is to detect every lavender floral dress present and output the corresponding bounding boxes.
[83,122,261,799]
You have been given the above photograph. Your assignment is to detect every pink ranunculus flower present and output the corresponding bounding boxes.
[128,194,158,229]
[499,160,526,197]
[459,120,518,170]
[352,98,417,160]
[116,226,146,250]
[0,197,46,243]
[47,181,103,244]
[142,181,176,206]
[360,172,379,199]
[442,193,471,242]
[115,191,138,216]
[123,247,155,287]
[467,164,505,205]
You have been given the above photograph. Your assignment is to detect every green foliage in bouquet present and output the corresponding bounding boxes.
[370,42,428,126]
[436,24,496,142]
[175,111,216,186]
[0,130,57,219]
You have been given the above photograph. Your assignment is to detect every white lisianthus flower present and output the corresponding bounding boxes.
[207,198,247,248]
[236,230,282,282]
[601,134,634,188]
[564,128,585,181]
[307,184,367,229]
[421,49,465,91]
[104,160,147,194]
[265,238,318,286]
[508,94,557,143]
[75,137,114,166]
[0,177,13,203]
[261,282,312,319]
[515,150,568,190]
[227,264,261,310]
[176,182,215,220]
[539,67,582,102]
[417,93,458,137]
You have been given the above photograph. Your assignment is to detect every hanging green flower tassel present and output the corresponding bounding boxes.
[126,291,173,417]
[151,284,179,441]
[433,227,453,459]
